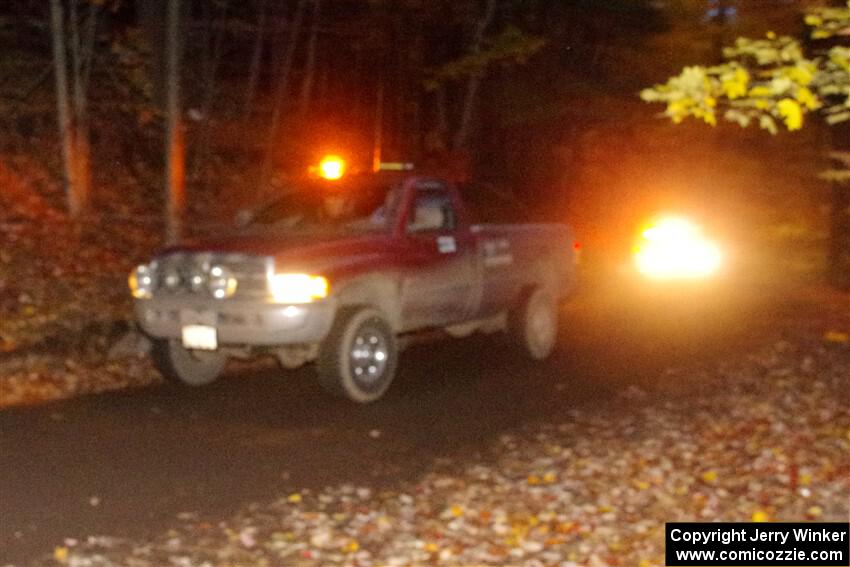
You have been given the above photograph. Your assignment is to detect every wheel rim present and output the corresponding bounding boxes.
[349,323,389,386]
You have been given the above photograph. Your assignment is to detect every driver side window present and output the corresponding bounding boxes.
[407,191,455,233]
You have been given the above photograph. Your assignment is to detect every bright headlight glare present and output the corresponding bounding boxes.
[269,273,329,303]
[129,264,155,299]
[634,216,723,279]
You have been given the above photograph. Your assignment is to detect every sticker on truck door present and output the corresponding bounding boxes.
[437,236,457,254]
[483,238,513,267]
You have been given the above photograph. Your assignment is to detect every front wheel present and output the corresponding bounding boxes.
[317,308,398,403]
[151,339,227,386]
[509,288,558,360]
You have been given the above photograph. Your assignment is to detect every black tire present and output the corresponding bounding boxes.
[150,339,226,387]
[317,307,398,403]
[509,287,558,360]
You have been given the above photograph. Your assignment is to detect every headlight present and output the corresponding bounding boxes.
[633,216,722,279]
[269,273,329,303]
[208,265,238,299]
[129,264,156,299]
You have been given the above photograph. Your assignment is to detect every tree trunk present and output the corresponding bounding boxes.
[68,0,93,213]
[828,183,850,290]
[372,80,384,172]
[826,124,850,290]
[244,0,268,115]
[298,0,322,118]
[164,0,185,244]
[81,7,97,89]
[138,0,168,108]
[192,0,230,179]
[259,0,308,191]
[406,17,424,158]
[49,0,81,217]
[453,0,498,152]
[435,86,449,149]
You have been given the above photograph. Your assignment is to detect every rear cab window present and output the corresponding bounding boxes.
[407,189,456,234]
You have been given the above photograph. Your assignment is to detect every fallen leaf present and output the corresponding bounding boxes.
[823,331,849,343]
[752,510,770,522]
[53,546,69,563]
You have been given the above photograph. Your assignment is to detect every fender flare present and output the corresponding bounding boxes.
[332,275,402,332]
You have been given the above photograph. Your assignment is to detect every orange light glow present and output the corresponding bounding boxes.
[317,155,346,180]
[633,215,722,279]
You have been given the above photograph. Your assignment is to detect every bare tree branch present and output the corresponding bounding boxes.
[299,0,322,118]
[244,0,268,114]
[80,1,99,97]
[453,0,499,151]
[260,0,308,191]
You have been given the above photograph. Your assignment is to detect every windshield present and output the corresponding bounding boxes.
[246,178,401,234]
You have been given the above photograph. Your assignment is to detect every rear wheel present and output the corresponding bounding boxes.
[151,339,227,386]
[510,287,558,360]
[317,308,398,403]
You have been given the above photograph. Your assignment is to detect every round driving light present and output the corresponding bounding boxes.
[208,265,237,299]
[129,264,156,299]
[163,270,181,289]
[188,271,206,293]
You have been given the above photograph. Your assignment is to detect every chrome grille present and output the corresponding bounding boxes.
[153,252,271,299]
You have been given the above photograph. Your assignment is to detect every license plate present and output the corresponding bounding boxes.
[181,325,218,350]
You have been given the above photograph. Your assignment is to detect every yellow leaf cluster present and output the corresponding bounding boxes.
[785,64,814,86]
[777,98,803,130]
[796,87,821,111]
[722,68,749,99]
[641,16,849,133]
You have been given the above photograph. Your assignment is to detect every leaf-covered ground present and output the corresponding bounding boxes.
[9,334,848,567]
[0,154,169,406]
[1,151,848,567]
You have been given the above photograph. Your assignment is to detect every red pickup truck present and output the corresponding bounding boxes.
[130,175,577,402]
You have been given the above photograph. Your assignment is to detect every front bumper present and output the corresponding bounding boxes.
[135,296,336,346]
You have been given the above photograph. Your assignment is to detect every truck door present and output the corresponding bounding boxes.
[400,189,476,329]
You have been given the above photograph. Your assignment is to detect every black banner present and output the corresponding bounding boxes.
[666,522,849,566]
